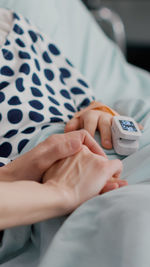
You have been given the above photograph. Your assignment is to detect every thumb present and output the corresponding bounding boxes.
[45,135,82,167]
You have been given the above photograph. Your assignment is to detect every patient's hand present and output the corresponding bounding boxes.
[100,177,128,194]
[65,109,143,150]
[42,145,123,214]
[65,109,116,149]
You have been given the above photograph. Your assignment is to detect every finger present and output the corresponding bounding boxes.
[83,111,99,137]
[64,117,80,132]
[100,182,119,194]
[79,129,107,158]
[98,114,113,149]
[116,179,128,187]
[105,159,123,179]
[39,132,83,169]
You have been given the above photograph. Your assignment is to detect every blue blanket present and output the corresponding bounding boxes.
[1,97,150,266]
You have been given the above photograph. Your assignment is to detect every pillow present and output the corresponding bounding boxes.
[0,0,150,106]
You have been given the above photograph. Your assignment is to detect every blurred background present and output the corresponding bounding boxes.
[82,0,150,72]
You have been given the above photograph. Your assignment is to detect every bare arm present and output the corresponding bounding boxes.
[0,130,106,183]
[0,180,64,230]
[0,145,122,230]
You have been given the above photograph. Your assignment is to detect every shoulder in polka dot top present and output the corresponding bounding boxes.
[0,10,95,164]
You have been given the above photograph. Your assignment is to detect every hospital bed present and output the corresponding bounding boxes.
[1,0,150,266]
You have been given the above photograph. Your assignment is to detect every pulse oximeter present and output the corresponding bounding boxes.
[111,116,141,156]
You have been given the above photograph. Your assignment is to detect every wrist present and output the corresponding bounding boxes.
[43,181,73,216]
[0,180,69,230]
[0,146,45,183]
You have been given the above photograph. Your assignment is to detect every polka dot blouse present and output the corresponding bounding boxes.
[0,11,95,165]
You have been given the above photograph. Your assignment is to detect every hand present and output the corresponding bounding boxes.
[0,129,106,182]
[100,177,128,194]
[65,110,114,149]
[65,110,144,150]
[42,145,123,214]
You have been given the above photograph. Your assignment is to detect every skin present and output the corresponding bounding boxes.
[65,109,143,149]
[0,129,125,230]
[65,108,144,192]
[42,145,123,214]
[0,129,106,183]
[65,110,115,149]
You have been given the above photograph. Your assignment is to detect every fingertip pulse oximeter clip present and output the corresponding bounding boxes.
[111,116,141,156]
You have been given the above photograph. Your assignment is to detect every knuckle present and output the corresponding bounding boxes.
[115,159,123,170]
[80,128,89,136]
[94,156,108,169]
[81,145,90,154]
[99,114,112,125]
[83,110,95,119]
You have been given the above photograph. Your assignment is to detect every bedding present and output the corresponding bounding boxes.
[0,0,150,107]
[1,98,150,266]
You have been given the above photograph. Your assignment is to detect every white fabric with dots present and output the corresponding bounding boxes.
[0,10,95,166]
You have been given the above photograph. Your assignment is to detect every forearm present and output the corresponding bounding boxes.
[0,181,64,230]
[0,139,54,183]
[0,132,82,183]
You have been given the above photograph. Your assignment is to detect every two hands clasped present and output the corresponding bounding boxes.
[0,109,128,230]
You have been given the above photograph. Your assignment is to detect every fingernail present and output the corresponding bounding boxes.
[104,140,112,148]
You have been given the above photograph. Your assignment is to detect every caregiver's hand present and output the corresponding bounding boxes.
[0,130,106,182]
[42,145,123,215]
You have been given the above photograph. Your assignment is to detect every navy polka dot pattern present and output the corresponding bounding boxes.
[0,11,94,163]
[13,24,24,35]
[64,103,76,113]
[45,84,55,95]
[15,38,26,47]
[43,51,52,63]
[34,59,40,71]
[8,96,21,105]
[18,51,31,59]
[77,79,89,88]
[5,40,10,46]
[21,127,35,134]
[0,142,12,157]
[0,92,5,103]
[19,63,30,75]
[48,96,60,106]
[28,30,37,43]
[4,129,18,138]
[7,109,23,124]
[32,73,41,85]
[0,81,9,89]
[1,66,14,76]
[60,89,71,99]
[29,111,44,122]
[18,139,29,153]
[29,100,43,110]
[49,107,62,116]
[31,44,37,54]
[2,49,13,60]
[30,87,43,97]
[44,69,54,81]
[71,87,85,95]
[16,78,25,92]
[48,44,60,55]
